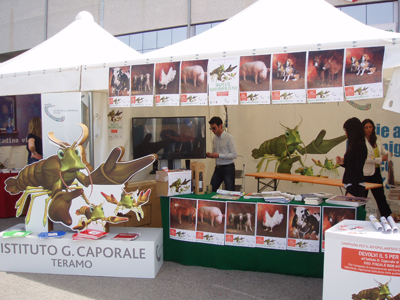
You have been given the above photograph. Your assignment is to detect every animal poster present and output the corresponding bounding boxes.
[107,109,123,140]
[196,200,226,245]
[169,197,197,242]
[208,56,240,106]
[154,62,180,106]
[307,49,345,103]
[344,46,385,101]
[321,206,356,252]
[130,64,155,107]
[287,205,321,252]
[225,201,256,247]
[180,60,208,106]
[239,55,271,105]
[108,66,130,107]
[271,52,307,104]
[255,203,287,250]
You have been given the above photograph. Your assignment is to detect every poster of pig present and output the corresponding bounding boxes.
[286,205,321,253]
[180,59,208,106]
[239,55,271,105]
[195,200,226,245]
[271,52,307,104]
[208,56,240,106]
[130,64,155,107]
[225,201,256,248]
[307,49,344,103]
[169,197,197,242]
[321,206,356,252]
[155,61,180,106]
[255,203,288,250]
[344,46,385,101]
[108,66,131,107]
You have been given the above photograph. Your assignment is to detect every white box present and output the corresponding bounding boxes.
[323,220,400,299]
[156,169,192,196]
[0,225,163,278]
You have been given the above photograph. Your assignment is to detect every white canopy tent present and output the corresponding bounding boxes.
[0,11,141,96]
[140,0,400,67]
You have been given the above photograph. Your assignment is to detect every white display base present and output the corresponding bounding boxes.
[323,220,400,299]
[0,225,163,278]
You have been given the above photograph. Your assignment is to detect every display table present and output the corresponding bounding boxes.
[0,224,163,278]
[246,172,383,192]
[0,172,21,218]
[323,220,400,299]
[160,193,367,278]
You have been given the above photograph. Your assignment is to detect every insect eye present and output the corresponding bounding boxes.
[90,207,94,212]
[57,149,65,159]
[75,147,81,156]
[101,207,104,211]
[296,131,299,135]
[285,131,289,137]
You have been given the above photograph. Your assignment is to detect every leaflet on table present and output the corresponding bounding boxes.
[2,230,32,238]
[112,232,141,241]
[321,206,357,252]
[196,200,226,245]
[225,201,256,247]
[287,204,321,252]
[38,231,67,239]
[255,203,288,250]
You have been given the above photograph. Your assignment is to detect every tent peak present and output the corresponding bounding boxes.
[75,11,94,22]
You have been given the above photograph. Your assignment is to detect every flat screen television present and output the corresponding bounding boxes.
[132,116,206,161]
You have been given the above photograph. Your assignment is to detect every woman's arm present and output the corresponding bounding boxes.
[28,137,42,160]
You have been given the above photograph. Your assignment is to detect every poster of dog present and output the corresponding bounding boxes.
[271,52,307,104]
[344,46,385,100]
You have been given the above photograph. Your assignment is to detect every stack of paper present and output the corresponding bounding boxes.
[72,229,108,241]
[325,195,369,207]
[302,194,323,205]
[2,230,32,238]
[112,233,141,241]
[38,231,67,239]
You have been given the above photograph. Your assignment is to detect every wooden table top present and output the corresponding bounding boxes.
[246,172,382,190]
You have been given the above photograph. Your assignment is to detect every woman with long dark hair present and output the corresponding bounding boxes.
[336,117,367,197]
[27,117,43,164]
[362,118,392,217]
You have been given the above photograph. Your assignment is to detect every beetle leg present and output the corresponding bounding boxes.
[25,192,51,225]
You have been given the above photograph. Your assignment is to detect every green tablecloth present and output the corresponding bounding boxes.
[160,193,366,278]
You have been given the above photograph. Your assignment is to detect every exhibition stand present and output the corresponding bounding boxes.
[323,220,400,299]
[0,225,163,278]
[0,172,22,218]
[160,193,367,278]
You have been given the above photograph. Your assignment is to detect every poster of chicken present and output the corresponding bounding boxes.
[271,52,307,104]
[321,206,356,252]
[130,64,155,107]
[155,62,180,106]
[195,200,226,245]
[208,56,240,106]
[256,203,287,250]
[287,205,321,252]
[108,66,131,107]
[225,201,256,247]
[180,60,208,106]
[307,49,345,103]
[169,197,197,242]
[344,46,385,101]
[239,55,271,105]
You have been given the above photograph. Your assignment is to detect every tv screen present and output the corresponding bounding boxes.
[132,116,206,160]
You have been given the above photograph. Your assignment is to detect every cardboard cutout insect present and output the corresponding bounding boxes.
[73,202,129,231]
[312,157,340,177]
[351,278,397,300]
[5,123,157,227]
[102,188,151,221]
[251,117,346,173]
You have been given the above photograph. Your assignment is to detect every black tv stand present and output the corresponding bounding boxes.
[185,159,190,170]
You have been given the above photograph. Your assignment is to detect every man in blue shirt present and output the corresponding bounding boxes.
[206,116,237,192]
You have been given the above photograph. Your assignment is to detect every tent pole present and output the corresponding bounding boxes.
[187,0,191,39]
[88,91,95,168]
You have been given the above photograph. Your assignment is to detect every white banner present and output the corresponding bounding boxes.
[41,92,82,159]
